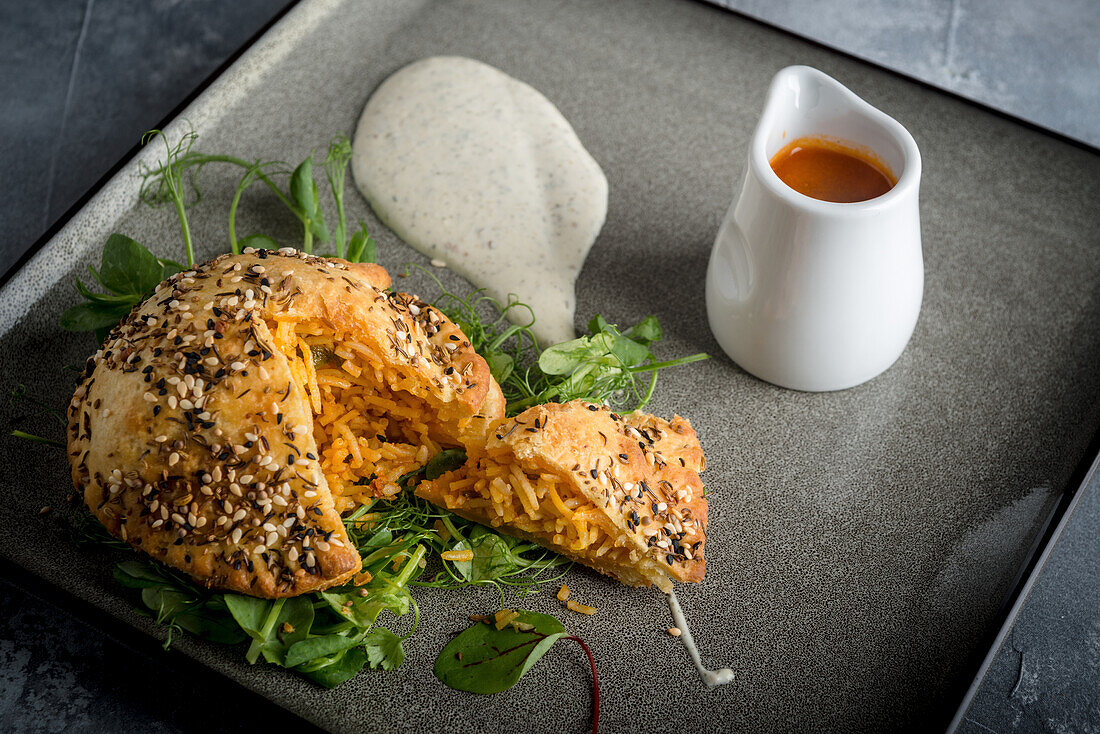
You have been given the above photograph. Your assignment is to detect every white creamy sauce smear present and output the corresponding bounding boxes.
[352,56,608,346]
[668,589,735,688]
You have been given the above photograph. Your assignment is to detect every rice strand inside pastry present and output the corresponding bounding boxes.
[271,319,446,512]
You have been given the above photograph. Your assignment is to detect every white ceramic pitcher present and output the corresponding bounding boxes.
[706,65,923,392]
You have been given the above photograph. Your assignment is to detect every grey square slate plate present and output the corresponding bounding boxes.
[2,0,1098,731]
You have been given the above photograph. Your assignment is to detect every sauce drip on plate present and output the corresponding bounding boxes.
[668,589,735,689]
[770,136,895,203]
[352,56,608,346]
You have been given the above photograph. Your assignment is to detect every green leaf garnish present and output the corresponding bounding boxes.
[345,223,377,264]
[61,232,180,337]
[434,611,567,694]
[300,647,368,688]
[434,612,599,730]
[97,233,165,296]
[59,301,134,332]
[363,627,405,671]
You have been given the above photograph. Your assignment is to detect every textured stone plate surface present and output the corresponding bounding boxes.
[1,0,1098,731]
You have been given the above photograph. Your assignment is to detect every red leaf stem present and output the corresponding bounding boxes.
[565,635,599,734]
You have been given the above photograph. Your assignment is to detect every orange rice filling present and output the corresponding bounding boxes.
[270,318,444,514]
[436,448,639,566]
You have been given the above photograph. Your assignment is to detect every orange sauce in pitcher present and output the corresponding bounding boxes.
[770,137,895,203]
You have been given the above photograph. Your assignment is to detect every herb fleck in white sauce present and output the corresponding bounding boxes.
[668,589,735,689]
[352,56,608,346]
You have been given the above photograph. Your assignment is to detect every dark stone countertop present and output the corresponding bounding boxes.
[1,1,1096,731]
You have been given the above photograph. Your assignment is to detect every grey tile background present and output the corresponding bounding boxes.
[0,0,292,279]
[0,0,1096,732]
[713,0,1100,148]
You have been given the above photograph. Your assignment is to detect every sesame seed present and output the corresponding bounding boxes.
[430,258,447,268]
[231,527,243,544]
[668,627,682,637]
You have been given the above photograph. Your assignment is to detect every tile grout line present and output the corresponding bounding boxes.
[943,0,962,70]
[42,0,96,230]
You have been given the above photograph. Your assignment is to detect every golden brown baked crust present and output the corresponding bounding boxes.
[417,401,707,592]
[67,248,503,598]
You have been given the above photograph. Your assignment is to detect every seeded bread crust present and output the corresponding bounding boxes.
[418,401,707,592]
[67,248,503,598]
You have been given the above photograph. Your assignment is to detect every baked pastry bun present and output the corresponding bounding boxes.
[417,401,707,592]
[67,248,504,598]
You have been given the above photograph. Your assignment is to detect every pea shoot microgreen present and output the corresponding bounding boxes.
[413,266,709,415]
[7,384,66,447]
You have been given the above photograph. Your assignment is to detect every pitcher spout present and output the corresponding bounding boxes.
[754,66,921,208]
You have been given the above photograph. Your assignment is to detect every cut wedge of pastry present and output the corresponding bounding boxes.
[417,401,707,591]
[68,249,503,597]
